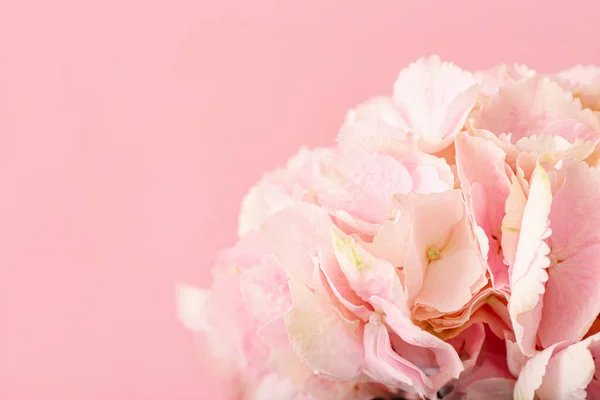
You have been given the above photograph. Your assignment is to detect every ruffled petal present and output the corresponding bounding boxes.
[363,317,432,397]
[509,164,553,356]
[474,76,600,143]
[392,55,479,152]
[555,65,600,110]
[513,343,565,400]
[537,338,595,400]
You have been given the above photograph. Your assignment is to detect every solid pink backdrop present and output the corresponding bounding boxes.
[1,0,600,399]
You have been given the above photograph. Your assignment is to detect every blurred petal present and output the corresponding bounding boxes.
[176,284,209,332]
[474,76,600,143]
[285,280,363,379]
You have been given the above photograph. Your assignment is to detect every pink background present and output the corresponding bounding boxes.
[1,0,600,398]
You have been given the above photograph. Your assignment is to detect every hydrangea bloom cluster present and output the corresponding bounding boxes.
[178,56,600,400]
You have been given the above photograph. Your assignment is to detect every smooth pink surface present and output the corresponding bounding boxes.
[1,0,600,399]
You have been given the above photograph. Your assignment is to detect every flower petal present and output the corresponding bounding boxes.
[538,244,600,347]
[332,232,404,306]
[555,65,600,110]
[337,97,411,152]
[455,132,512,288]
[475,63,536,97]
[548,160,600,259]
[316,152,413,225]
[501,172,527,269]
[398,190,466,305]
[284,279,363,379]
[363,318,432,397]
[393,55,479,152]
[513,343,565,400]
[240,254,291,325]
[536,338,595,400]
[371,296,464,386]
[509,164,553,356]
[260,204,332,287]
[474,76,600,143]
[176,284,210,332]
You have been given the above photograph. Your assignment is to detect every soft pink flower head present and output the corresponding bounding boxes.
[178,57,600,400]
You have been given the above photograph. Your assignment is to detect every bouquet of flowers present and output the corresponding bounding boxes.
[177,56,600,400]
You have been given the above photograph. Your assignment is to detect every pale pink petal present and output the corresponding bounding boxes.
[514,133,595,162]
[514,152,535,193]
[425,292,512,340]
[332,232,403,306]
[316,152,413,225]
[548,160,600,259]
[240,254,292,325]
[337,97,410,152]
[455,132,511,288]
[393,55,479,153]
[238,180,295,237]
[284,280,363,379]
[371,296,464,386]
[398,190,466,304]
[509,164,553,356]
[556,65,600,87]
[474,76,600,143]
[217,229,272,271]
[176,284,210,332]
[446,323,486,372]
[501,173,527,269]
[536,339,595,400]
[260,204,332,287]
[238,147,329,237]
[258,316,290,349]
[538,244,600,347]
[266,341,313,389]
[451,328,514,395]
[399,189,488,316]
[415,248,485,313]
[411,163,452,193]
[513,343,565,400]
[535,160,600,346]
[367,210,411,267]
[586,333,600,397]
[475,63,536,97]
[200,267,269,371]
[555,65,600,110]
[363,317,432,397]
[332,209,382,238]
[316,247,372,322]
[392,147,456,191]
[506,338,528,377]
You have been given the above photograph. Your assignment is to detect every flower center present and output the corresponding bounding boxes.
[427,247,440,261]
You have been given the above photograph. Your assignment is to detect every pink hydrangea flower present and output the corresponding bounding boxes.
[178,56,600,399]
